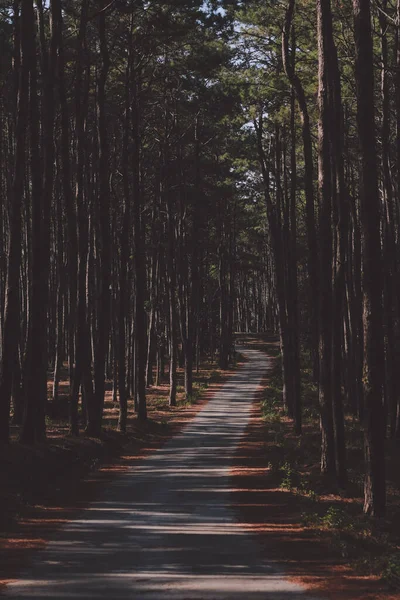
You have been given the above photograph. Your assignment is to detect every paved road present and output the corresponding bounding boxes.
[4,348,322,599]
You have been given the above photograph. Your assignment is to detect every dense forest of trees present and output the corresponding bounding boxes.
[0,0,398,519]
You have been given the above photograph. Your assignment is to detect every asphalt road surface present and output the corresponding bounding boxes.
[4,348,323,599]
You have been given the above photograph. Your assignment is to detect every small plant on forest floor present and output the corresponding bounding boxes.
[300,508,356,557]
[301,511,321,527]
[272,430,285,447]
[269,454,318,498]
[210,370,222,381]
[262,405,281,424]
[300,504,399,577]
[179,382,208,406]
[196,382,208,392]
[178,398,192,408]
[380,554,400,588]
[297,481,319,501]
[183,394,196,406]
[261,382,282,423]
[279,461,300,490]
[322,506,352,529]
[152,397,166,407]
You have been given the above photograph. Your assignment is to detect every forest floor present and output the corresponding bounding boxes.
[0,346,318,599]
[231,333,400,600]
[0,359,234,592]
[2,342,400,598]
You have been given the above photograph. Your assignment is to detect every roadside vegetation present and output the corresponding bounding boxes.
[238,334,400,592]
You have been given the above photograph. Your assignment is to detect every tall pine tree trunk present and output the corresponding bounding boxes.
[283,0,319,380]
[21,0,53,444]
[353,0,386,517]
[316,0,335,476]
[91,3,111,436]
[0,1,27,443]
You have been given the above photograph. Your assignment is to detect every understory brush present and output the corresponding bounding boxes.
[261,352,400,590]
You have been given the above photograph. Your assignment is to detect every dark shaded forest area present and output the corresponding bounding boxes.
[0,0,399,558]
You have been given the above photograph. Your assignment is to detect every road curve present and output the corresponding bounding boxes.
[4,348,323,599]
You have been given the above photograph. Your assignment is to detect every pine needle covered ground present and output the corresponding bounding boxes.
[232,334,400,599]
[0,359,234,591]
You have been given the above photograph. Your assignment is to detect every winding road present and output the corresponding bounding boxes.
[4,348,322,599]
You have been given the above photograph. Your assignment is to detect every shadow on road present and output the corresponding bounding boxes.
[3,350,321,599]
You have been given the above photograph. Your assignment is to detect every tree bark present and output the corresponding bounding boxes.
[0,0,28,443]
[282,0,319,380]
[316,0,335,476]
[353,0,386,517]
[21,0,53,444]
[91,1,111,435]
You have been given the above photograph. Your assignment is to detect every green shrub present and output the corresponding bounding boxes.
[279,461,299,490]
[322,506,350,529]
[382,554,400,588]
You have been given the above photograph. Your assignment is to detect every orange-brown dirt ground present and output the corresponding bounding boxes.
[231,335,400,600]
[0,362,236,592]
[2,345,400,599]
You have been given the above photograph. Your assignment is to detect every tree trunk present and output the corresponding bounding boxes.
[91,2,111,436]
[71,0,93,437]
[316,0,335,477]
[21,0,54,445]
[0,0,27,443]
[353,0,386,517]
[132,71,147,420]
[283,0,319,380]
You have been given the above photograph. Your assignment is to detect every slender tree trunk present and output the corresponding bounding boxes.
[0,0,27,443]
[132,70,147,420]
[395,0,400,438]
[166,187,177,406]
[283,0,319,379]
[21,0,53,444]
[218,211,230,371]
[329,8,348,485]
[289,88,301,434]
[255,118,297,425]
[72,0,93,437]
[353,0,386,517]
[52,188,65,406]
[91,2,111,435]
[146,202,159,388]
[53,0,78,403]
[316,0,335,476]
[118,33,133,432]
[379,4,398,438]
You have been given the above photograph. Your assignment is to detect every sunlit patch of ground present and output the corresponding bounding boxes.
[0,359,237,591]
